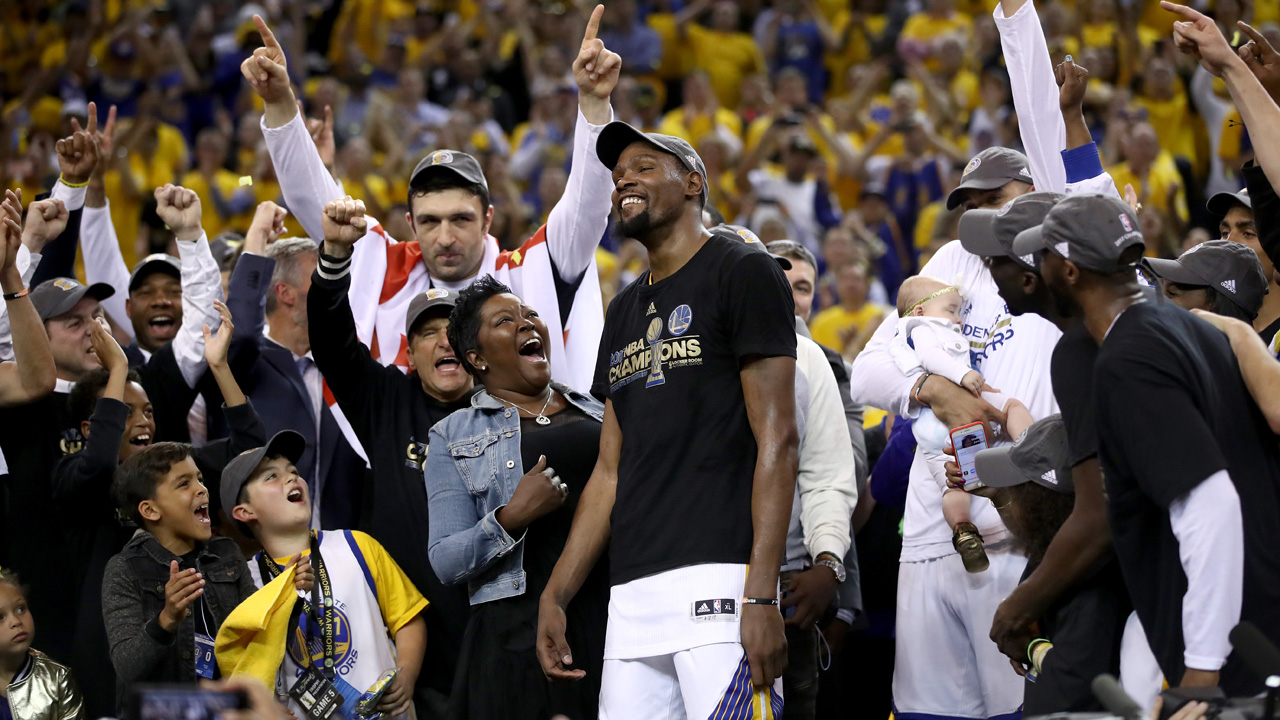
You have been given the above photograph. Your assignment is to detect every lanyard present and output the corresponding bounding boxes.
[258,532,337,680]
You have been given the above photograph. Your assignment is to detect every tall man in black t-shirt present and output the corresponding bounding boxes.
[957,192,1136,711]
[536,123,799,718]
[1015,192,1280,695]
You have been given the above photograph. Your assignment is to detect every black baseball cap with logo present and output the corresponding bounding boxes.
[405,287,459,338]
[30,277,115,321]
[974,414,1074,494]
[958,191,1065,270]
[1143,240,1268,319]
[409,149,489,193]
[1206,187,1251,217]
[945,147,1034,211]
[219,430,307,522]
[128,253,182,292]
[1012,193,1144,274]
[595,121,709,205]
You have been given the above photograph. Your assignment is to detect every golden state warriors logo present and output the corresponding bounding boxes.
[288,605,355,674]
[668,305,691,336]
[645,317,666,388]
[53,278,78,290]
[964,156,982,177]
[426,288,449,301]
[430,151,453,165]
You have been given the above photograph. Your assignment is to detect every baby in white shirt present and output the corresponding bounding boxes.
[891,275,1032,572]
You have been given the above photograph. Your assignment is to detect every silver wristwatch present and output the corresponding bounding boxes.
[814,552,846,583]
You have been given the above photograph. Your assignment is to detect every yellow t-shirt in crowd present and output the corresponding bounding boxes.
[686,24,766,109]
[809,303,890,355]
[342,174,394,216]
[1134,90,1200,173]
[252,179,307,239]
[181,168,253,237]
[647,12,692,81]
[826,12,890,95]
[1108,152,1189,223]
[104,123,189,267]
[658,107,743,146]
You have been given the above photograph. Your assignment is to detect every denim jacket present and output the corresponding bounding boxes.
[424,382,604,604]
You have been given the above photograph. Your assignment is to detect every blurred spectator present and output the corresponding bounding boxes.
[180,129,254,238]
[809,258,889,360]
[676,0,768,109]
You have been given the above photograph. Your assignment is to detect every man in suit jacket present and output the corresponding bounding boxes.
[226,234,366,529]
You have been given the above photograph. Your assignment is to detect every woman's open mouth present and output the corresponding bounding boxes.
[519,337,546,363]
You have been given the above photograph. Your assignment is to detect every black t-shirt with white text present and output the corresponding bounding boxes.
[1094,301,1280,695]
[592,233,797,585]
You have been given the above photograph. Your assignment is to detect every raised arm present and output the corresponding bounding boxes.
[1164,3,1280,193]
[543,4,619,283]
[51,319,130,503]
[537,400,620,682]
[83,104,133,335]
[155,184,222,388]
[1194,310,1280,433]
[994,0,1067,192]
[0,190,55,406]
[244,15,349,243]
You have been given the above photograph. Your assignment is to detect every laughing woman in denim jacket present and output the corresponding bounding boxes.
[424,276,608,720]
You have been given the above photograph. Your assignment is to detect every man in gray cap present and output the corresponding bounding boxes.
[307,270,475,712]
[946,146,1037,212]
[537,121,798,713]
[968,414,1131,715]
[1021,191,1280,696]
[1143,240,1268,323]
[1206,187,1280,341]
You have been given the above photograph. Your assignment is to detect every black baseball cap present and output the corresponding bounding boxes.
[1012,193,1144,274]
[30,277,115,321]
[974,414,1073,495]
[946,147,1034,210]
[128,253,181,292]
[958,191,1065,270]
[409,149,489,193]
[596,121,708,204]
[1206,187,1251,217]
[219,430,307,521]
[719,224,792,270]
[1143,240,1268,318]
[405,287,459,338]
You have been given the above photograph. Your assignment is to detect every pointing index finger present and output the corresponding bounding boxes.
[87,101,98,136]
[253,14,280,50]
[1160,1,1207,23]
[1238,21,1274,52]
[582,4,603,44]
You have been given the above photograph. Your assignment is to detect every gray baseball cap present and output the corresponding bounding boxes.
[30,277,115,321]
[958,191,1065,270]
[945,147,1034,210]
[1012,193,1144,274]
[219,430,308,522]
[596,121,708,204]
[405,287,459,338]
[128,253,181,292]
[1207,187,1251,217]
[410,149,489,193]
[719,224,792,270]
[1143,240,1268,319]
[974,414,1074,494]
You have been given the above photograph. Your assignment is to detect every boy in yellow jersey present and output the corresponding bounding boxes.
[218,431,428,720]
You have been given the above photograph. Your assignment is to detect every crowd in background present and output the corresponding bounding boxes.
[4,0,1280,719]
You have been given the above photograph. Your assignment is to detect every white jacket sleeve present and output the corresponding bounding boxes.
[1168,470,1244,672]
[50,180,86,214]
[544,107,615,284]
[994,0,1067,193]
[0,246,37,361]
[171,232,223,388]
[911,324,973,386]
[82,201,134,338]
[796,336,858,560]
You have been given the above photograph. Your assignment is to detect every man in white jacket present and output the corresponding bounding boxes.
[243,10,620,393]
[847,1,1121,717]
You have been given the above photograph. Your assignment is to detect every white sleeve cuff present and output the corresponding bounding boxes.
[51,181,86,212]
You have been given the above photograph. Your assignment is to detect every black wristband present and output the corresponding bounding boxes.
[3,288,28,301]
[319,251,352,268]
[742,597,779,606]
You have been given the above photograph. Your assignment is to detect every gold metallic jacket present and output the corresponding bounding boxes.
[4,650,84,720]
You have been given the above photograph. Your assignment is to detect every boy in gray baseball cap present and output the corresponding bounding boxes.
[1142,240,1268,324]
